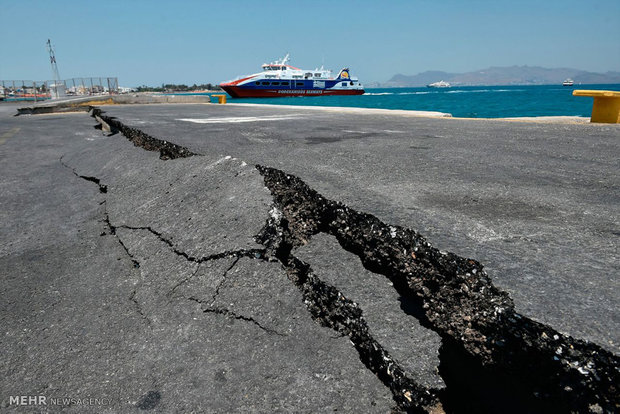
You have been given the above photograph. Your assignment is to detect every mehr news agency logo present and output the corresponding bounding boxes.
[8,395,111,407]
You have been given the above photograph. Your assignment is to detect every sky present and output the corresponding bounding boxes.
[1,0,619,87]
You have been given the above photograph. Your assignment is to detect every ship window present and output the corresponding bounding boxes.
[342,82,347,87]
[255,81,260,85]
[350,81,354,85]
[271,81,280,85]
[296,82,304,86]
[314,73,321,77]
[281,81,289,85]
[261,81,269,85]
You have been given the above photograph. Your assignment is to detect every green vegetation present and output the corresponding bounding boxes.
[136,83,222,92]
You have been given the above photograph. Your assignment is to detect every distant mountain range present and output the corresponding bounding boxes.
[382,66,620,87]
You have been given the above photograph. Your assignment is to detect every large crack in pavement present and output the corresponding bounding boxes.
[56,109,619,413]
[91,107,198,160]
[255,205,442,412]
[256,165,620,413]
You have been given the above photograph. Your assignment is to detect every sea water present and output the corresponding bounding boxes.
[215,84,620,118]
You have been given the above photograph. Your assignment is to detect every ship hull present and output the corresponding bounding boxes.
[221,86,365,98]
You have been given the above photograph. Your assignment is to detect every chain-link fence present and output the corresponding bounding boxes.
[1,77,119,101]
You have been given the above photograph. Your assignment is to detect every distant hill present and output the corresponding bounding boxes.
[383,66,620,87]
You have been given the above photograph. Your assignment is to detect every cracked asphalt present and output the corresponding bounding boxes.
[0,102,618,412]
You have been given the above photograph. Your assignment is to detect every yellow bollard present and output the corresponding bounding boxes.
[211,94,227,104]
[573,90,620,123]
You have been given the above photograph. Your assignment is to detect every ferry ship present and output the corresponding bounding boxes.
[220,54,364,98]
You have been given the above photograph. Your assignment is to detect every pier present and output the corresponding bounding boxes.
[1,101,619,412]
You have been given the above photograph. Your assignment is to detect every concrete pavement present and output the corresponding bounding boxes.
[1,102,618,412]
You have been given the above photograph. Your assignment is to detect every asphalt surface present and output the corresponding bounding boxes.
[0,101,618,412]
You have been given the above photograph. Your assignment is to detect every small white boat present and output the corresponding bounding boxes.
[427,80,451,88]
[562,78,574,86]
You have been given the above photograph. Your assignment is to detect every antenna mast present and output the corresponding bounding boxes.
[46,39,61,83]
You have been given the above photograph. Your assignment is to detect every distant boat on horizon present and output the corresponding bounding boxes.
[219,54,365,98]
[427,80,451,88]
[562,78,574,86]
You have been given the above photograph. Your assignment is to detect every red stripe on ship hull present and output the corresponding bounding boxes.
[220,86,365,98]
[220,75,257,87]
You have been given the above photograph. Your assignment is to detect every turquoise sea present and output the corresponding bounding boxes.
[214,84,620,118]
